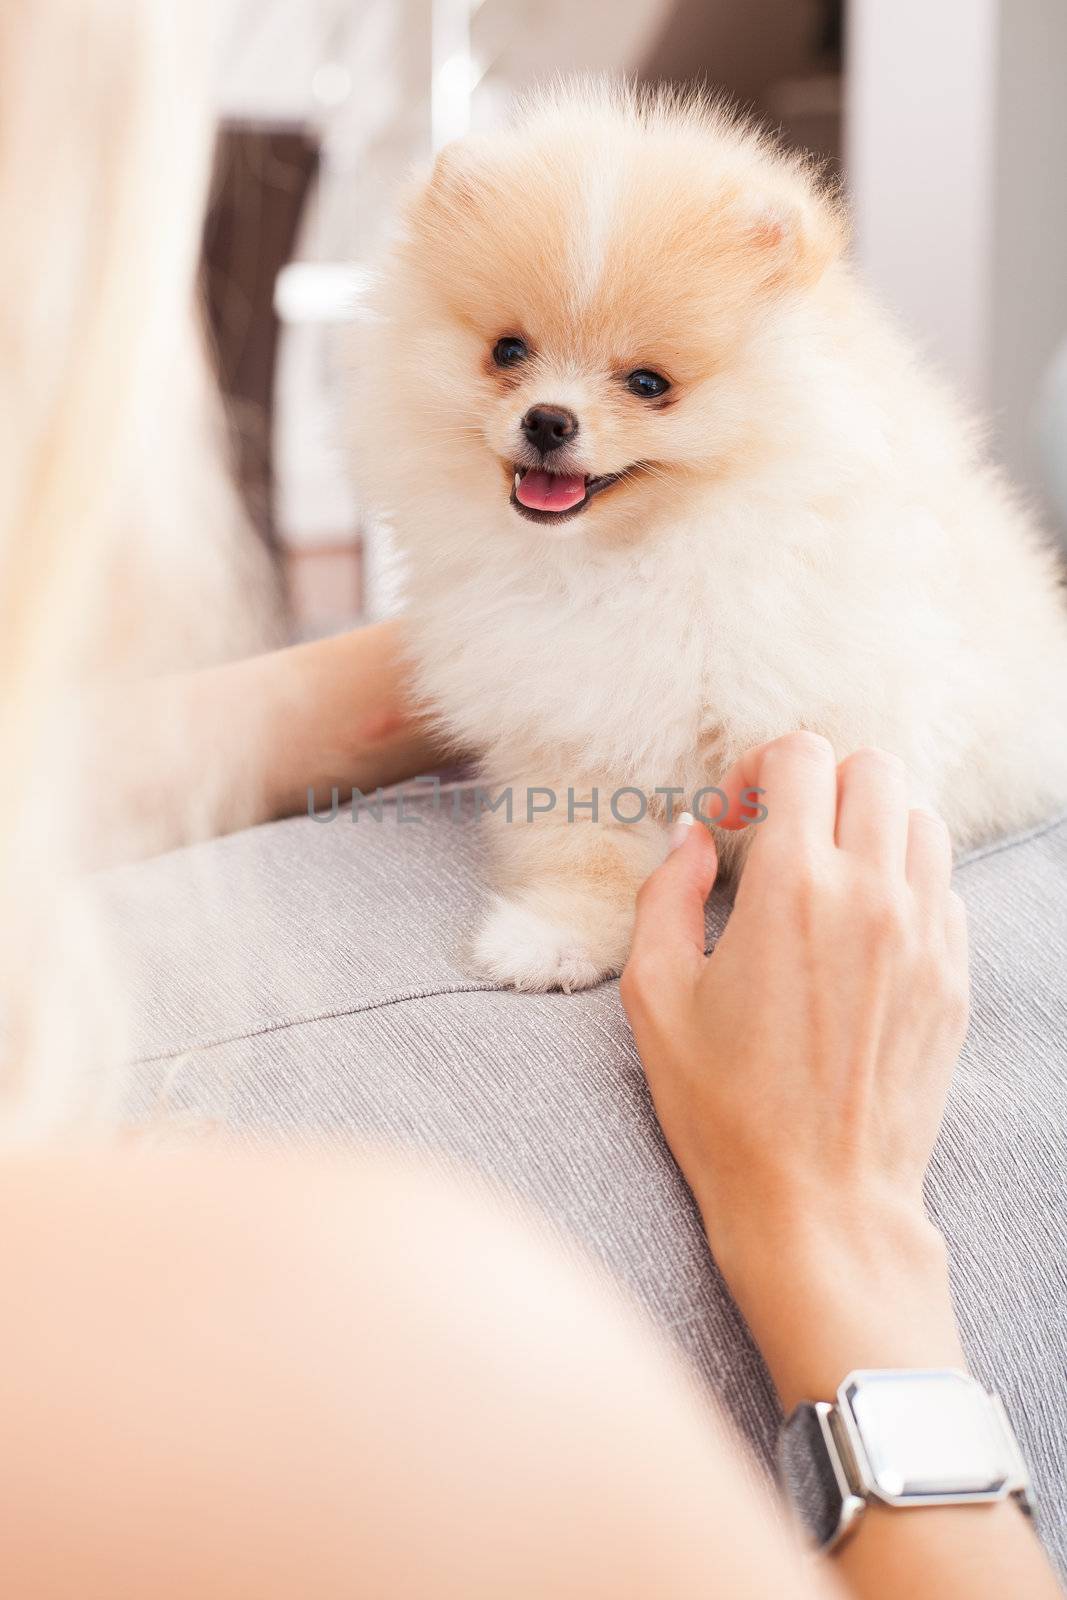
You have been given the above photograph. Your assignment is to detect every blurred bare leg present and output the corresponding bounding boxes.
[0,1147,834,1600]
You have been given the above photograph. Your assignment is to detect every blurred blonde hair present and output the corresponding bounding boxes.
[0,0,273,1134]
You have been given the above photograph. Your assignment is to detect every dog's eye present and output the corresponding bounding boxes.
[626,369,670,398]
[493,336,529,368]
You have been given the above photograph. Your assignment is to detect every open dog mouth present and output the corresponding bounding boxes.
[509,465,625,523]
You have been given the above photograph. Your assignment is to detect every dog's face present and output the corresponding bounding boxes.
[382,96,845,540]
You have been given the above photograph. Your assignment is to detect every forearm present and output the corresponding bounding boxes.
[709,1201,1060,1600]
[75,620,448,866]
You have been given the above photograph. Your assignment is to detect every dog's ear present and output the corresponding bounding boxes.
[726,177,847,293]
[407,136,496,248]
[422,136,495,212]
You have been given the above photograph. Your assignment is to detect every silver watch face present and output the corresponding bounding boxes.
[840,1370,1013,1502]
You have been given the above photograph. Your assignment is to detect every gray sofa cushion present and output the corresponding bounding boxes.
[96,797,1067,1566]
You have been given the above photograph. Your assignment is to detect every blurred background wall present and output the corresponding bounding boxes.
[201,0,1066,638]
[848,0,1067,512]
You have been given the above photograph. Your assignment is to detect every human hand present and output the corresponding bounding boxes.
[620,734,970,1405]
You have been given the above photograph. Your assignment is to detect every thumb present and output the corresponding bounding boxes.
[629,813,719,980]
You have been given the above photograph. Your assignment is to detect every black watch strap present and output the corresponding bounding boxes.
[778,1403,845,1547]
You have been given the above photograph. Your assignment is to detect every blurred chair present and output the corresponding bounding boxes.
[201,123,319,559]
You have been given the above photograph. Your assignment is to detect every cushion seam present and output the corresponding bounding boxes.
[954,807,1067,873]
[127,980,504,1066]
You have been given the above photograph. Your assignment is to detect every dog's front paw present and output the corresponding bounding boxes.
[469,896,620,993]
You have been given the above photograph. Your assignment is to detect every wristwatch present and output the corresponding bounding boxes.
[778,1368,1035,1550]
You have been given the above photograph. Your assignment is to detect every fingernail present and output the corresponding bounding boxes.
[669,811,696,852]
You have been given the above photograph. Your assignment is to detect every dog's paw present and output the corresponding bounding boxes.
[469,897,618,993]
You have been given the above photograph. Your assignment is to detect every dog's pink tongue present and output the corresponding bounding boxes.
[516,470,586,512]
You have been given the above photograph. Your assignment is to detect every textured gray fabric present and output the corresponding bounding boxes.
[96,797,1067,1567]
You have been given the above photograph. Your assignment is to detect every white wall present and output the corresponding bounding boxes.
[846,0,999,405]
[846,0,1067,513]
[991,0,1067,500]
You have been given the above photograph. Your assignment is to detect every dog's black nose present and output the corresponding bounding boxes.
[521,405,578,454]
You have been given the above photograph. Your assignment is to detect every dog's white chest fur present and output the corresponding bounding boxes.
[410,518,711,787]
[406,489,968,809]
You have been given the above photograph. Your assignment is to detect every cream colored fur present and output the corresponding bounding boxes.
[350,83,1067,992]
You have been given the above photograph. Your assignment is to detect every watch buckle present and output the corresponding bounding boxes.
[815,1401,866,1550]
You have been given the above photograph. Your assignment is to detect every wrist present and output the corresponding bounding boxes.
[702,1191,964,1411]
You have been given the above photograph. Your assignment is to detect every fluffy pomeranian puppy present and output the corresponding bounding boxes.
[350,83,1067,992]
